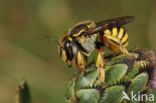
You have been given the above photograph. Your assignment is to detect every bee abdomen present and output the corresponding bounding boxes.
[104,27,128,48]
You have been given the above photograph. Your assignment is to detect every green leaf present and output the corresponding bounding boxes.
[101,86,124,103]
[75,69,98,91]
[66,77,76,102]
[16,79,31,103]
[105,64,128,85]
[105,53,138,66]
[76,89,99,103]
[123,68,139,82]
[128,73,148,95]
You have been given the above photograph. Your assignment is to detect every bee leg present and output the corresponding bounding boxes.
[77,51,86,75]
[96,49,105,83]
[97,67,105,83]
[120,47,131,57]
[74,56,79,72]
[104,36,131,57]
[118,41,131,58]
[96,48,104,67]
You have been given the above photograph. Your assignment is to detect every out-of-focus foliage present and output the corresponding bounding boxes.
[0,0,155,103]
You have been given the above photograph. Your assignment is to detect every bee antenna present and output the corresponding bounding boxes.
[43,35,60,45]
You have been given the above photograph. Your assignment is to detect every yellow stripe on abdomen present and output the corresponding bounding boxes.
[118,28,124,40]
[104,35,120,44]
[123,41,128,48]
[122,32,128,43]
[104,29,111,35]
[112,27,118,37]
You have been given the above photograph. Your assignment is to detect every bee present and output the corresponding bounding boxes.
[44,16,134,81]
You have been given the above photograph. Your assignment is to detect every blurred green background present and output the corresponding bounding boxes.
[0,0,156,103]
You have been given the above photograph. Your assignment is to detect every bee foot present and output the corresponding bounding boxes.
[98,68,105,83]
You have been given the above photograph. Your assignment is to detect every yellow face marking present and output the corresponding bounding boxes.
[122,33,128,43]
[73,30,85,37]
[112,27,117,37]
[62,50,67,62]
[123,41,128,48]
[118,28,124,40]
[67,60,71,66]
[104,29,111,35]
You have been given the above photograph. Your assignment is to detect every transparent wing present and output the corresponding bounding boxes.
[88,16,134,34]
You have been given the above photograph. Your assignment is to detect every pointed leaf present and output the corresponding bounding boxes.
[75,69,98,91]
[105,64,128,85]
[100,86,124,103]
[16,79,31,103]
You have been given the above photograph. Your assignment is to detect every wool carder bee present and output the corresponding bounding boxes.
[44,16,134,83]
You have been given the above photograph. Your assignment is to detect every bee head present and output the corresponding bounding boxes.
[43,35,76,67]
[59,34,77,67]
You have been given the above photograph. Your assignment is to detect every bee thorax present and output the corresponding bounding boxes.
[80,34,97,53]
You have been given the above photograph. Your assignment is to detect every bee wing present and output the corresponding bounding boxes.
[88,16,134,34]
